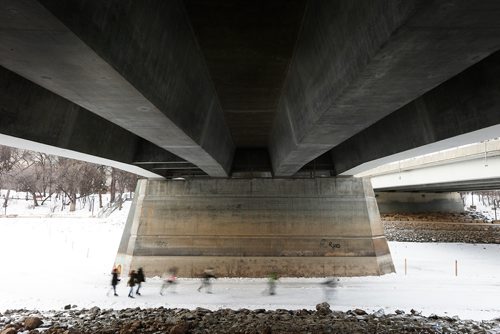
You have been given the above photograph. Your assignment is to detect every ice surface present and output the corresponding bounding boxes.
[0,196,498,321]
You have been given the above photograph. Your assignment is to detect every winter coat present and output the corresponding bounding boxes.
[128,273,136,287]
[111,272,120,286]
[136,269,145,283]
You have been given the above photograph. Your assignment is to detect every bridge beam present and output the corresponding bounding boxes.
[270,0,500,176]
[332,51,500,176]
[372,155,500,192]
[0,0,234,176]
[0,66,187,178]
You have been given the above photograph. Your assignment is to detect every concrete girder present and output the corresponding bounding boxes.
[0,65,190,179]
[372,155,500,192]
[331,51,500,176]
[376,178,500,192]
[0,0,234,177]
[270,0,500,176]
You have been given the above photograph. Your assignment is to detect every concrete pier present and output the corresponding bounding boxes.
[116,177,394,277]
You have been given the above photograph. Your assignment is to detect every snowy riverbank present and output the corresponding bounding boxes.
[0,208,499,322]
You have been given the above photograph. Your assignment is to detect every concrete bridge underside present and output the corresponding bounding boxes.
[363,140,500,214]
[371,142,500,193]
[1,1,500,276]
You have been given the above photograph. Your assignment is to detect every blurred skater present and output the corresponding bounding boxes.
[321,277,339,301]
[160,267,178,295]
[128,270,137,298]
[110,268,120,296]
[135,267,145,296]
[267,272,279,295]
[197,268,216,293]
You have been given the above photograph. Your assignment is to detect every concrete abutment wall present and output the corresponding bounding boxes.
[376,192,464,214]
[116,177,394,277]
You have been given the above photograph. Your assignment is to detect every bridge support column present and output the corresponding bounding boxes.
[116,177,394,277]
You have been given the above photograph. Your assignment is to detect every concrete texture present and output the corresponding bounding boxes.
[183,0,306,147]
[333,51,500,176]
[376,178,500,193]
[0,0,234,176]
[357,139,500,179]
[371,155,500,192]
[116,178,394,277]
[1,1,500,180]
[270,0,500,176]
[376,192,464,214]
[0,66,168,178]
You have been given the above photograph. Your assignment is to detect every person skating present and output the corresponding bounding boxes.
[135,267,145,296]
[110,268,120,296]
[127,270,137,298]
[197,268,216,293]
[160,267,178,296]
[267,272,278,295]
[321,277,339,301]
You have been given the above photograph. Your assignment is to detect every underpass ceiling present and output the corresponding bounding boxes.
[183,0,306,147]
[2,1,500,178]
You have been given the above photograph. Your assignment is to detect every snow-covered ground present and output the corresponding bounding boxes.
[0,199,499,321]
[0,190,129,218]
[463,192,500,221]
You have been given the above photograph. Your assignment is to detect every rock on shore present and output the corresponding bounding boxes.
[382,212,500,243]
[1,305,499,334]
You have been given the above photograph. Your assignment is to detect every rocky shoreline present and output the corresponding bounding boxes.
[382,212,500,243]
[1,304,499,334]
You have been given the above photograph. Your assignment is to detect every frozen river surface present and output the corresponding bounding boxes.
[0,211,499,321]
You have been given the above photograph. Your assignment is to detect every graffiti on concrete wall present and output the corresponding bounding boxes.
[320,239,341,250]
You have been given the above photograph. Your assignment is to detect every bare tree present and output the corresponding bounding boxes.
[123,172,138,198]
[55,158,85,211]
[55,158,112,211]
[0,146,16,210]
[115,169,138,199]
[0,146,29,211]
[96,166,107,209]
[111,168,138,209]
[16,164,39,207]
[0,144,139,214]
[109,167,117,204]
[33,152,57,203]
[0,146,20,178]
[14,152,57,207]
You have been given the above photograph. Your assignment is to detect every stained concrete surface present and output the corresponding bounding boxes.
[117,178,394,277]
